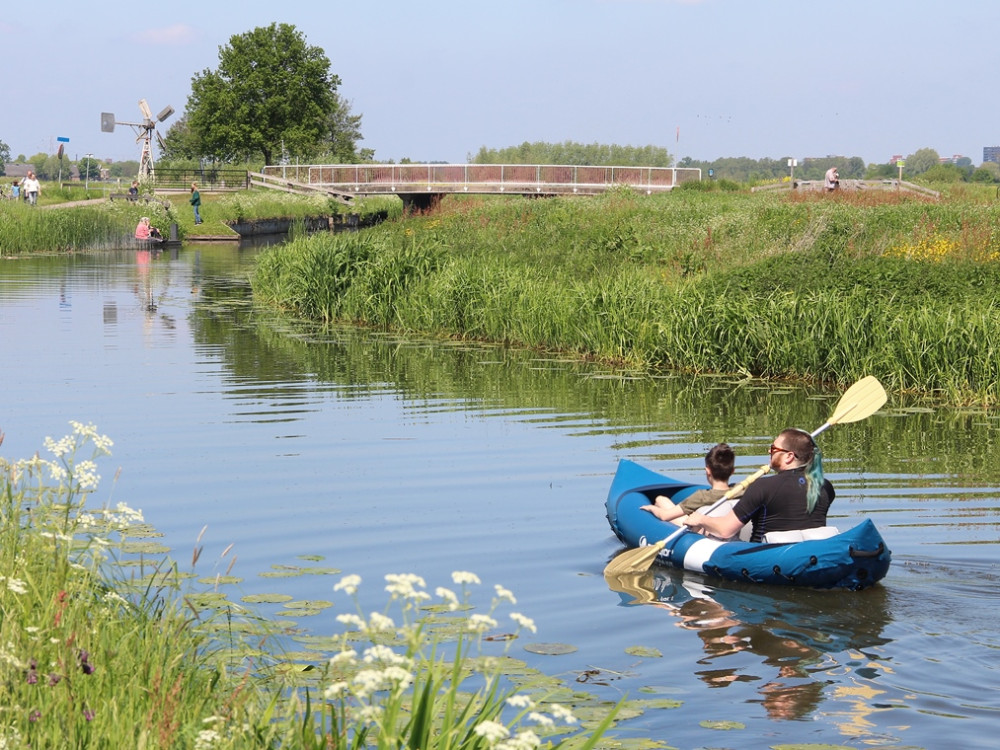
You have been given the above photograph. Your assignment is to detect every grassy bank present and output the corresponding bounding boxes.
[1,424,620,748]
[251,188,1000,406]
[0,188,402,254]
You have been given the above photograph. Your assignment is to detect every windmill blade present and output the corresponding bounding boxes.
[156,105,175,123]
[156,131,167,151]
[138,98,153,121]
[100,112,116,133]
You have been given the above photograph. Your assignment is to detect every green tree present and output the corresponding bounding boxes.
[471,140,673,167]
[185,23,347,165]
[904,147,940,176]
[0,139,10,176]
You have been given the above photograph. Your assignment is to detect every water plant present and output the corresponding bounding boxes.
[0,424,621,748]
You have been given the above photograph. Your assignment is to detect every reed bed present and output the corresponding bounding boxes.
[1,424,620,748]
[0,200,168,254]
[252,190,1000,406]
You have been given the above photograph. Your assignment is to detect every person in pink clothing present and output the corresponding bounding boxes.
[134,216,162,241]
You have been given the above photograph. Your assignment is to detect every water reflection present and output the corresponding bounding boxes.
[605,568,892,722]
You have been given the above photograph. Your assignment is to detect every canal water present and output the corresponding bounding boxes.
[1,245,998,748]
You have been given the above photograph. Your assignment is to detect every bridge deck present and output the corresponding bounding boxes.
[259,163,701,198]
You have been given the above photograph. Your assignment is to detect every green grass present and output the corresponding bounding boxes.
[1,423,621,748]
[251,189,1000,406]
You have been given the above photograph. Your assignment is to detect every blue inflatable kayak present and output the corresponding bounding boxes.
[605,459,891,590]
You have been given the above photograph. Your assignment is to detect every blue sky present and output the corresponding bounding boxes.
[3,0,997,166]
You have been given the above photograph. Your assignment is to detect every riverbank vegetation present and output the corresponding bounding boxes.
[252,187,1000,406]
[1,424,620,748]
[0,190,401,255]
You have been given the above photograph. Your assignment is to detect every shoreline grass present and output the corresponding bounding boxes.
[1,424,621,748]
[0,188,402,255]
[251,189,1000,407]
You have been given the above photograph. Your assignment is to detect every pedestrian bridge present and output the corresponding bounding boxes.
[254,163,702,210]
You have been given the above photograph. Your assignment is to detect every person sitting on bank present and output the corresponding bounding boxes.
[135,216,162,241]
[641,443,743,524]
[824,166,840,192]
[682,428,834,543]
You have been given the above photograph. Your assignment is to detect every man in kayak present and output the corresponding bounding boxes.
[681,428,834,543]
[640,443,743,523]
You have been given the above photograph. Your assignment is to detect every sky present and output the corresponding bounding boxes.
[2,0,997,167]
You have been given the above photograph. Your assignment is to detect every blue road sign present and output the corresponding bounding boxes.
[57,136,70,142]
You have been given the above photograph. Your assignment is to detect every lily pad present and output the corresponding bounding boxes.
[700,719,745,730]
[283,600,333,610]
[625,645,663,658]
[242,593,294,604]
[198,575,242,586]
[523,642,578,655]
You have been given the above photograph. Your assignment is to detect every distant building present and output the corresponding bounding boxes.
[984,147,1000,164]
[938,154,966,164]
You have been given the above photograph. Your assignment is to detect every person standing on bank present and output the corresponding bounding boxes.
[189,182,202,224]
[682,428,834,543]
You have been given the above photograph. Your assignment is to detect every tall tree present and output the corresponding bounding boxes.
[0,139,10,176]
[185,23,342,165]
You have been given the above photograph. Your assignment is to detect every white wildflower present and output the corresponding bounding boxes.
[333,574,361,595]
[510,612,536,634]
[351,669,385,699]
[114,502,144,524]
[474,720,510,743]
[497,729,541,750]
[367,611,395,631]
[506,694,535,709]
[357,704,383,724]
[494,584,516,604]
[44,435,74,458]
[384,573,427,600]
[2,577,27,596]
[74,460,100,490]
[329,649,357,666]
[452,571,481,585]
[528,712,554,728]
[467,614,498,633]
[549,704,577,724]
[194,729,221,750]
[336,613,366,630]
[382,665,414,690]
[324,681,349,699]
[435,586,460,610]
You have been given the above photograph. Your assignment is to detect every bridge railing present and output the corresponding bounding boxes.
[260,163,701,195]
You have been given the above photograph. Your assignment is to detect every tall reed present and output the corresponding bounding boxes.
[251,190,1000,405]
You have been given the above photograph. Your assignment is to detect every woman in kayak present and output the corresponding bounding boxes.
[682,429,834,543]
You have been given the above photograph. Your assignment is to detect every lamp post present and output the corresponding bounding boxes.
[84,154,93,190]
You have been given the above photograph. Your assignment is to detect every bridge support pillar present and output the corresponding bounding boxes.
[400,193,443,214]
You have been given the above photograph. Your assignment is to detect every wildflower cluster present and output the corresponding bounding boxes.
[319,570,584,750]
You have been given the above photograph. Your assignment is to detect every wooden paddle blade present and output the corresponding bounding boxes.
[603,539,666,576]
[827,376,887,426]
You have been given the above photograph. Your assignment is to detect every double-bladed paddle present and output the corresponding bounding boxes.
[603,376,887,577]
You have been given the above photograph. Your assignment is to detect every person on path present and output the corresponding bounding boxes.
[23,172,40,205]
[682,428,834,543]
[189,182,202,224]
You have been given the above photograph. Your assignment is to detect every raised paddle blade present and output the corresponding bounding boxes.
[827,376,887,426]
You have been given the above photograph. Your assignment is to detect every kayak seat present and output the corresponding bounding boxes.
[761,526,839,544]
